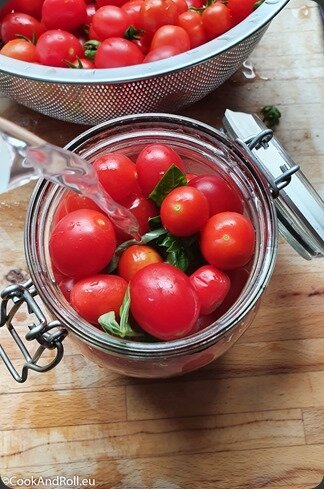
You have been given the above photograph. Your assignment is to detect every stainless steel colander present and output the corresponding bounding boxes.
[0,0,289,125]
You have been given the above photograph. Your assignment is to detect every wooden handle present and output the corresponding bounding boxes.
[0,116,46,147]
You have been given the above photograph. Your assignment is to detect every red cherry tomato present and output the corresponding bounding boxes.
[86,2,97,23]
[121,0,143,27]
[0,1,14,22]
[130,262,200,340]
[143,44,181,62]
[96,0,127,7]
[136,144,185,196]
[117,193,158,239]
[201,2,233,40]
[227,0,255,25]
[132,31,152,54]
[214,266,250,318]
[160,186,209,236]
[185,0,204,8]
[200,212,255,270]
[1,13,45,43]
[190,265,230,315]
[93,152,138,203]
[177,10,207,49]
[49,209,116,279]
[92,6,129,41]
[36,30,83,67]
[42,0,87,31]
[70,57,95,68]
[57,275,77,302]
[11,0,44,19]
[150,25,190,53]
[190,174,244,216]
[0,38,38,62]
[118,244,163,281]
[71,274,128,324]
[94,37,144,68]
[62,191,102,213]
[172,0,187,15]
[88,23,100,40]
[139,0,178,34]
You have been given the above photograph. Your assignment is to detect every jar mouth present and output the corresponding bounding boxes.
[25,113,278,358]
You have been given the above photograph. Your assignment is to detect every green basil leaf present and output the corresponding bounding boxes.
[149,165,187,207]
[148,215,162,230]
[166,249,189,272]
[98,287,149,339]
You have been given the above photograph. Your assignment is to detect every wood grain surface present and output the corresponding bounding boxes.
[0,0,323,487]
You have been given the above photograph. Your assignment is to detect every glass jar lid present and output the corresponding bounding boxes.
[223,110,324,260]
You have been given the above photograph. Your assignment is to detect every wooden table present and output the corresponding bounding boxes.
[1,0,324,486]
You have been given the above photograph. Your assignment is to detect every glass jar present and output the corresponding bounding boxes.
[1,113,323,382]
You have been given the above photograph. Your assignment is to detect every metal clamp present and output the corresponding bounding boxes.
[241,130,300,198]
[0,280,68,383]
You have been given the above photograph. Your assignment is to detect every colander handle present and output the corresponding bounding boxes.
[0,280,68,383]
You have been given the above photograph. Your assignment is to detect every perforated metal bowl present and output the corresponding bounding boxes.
[0,0,289,125]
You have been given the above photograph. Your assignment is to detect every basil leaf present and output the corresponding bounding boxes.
[98,287,147,339]
[148,215,162,230]
[166,249,189,272]
[149,165,187,207]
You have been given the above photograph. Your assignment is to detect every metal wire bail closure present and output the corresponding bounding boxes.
[0,280,68,383]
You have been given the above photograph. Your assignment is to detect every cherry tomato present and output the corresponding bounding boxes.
[190,265,230,315]
[62,191,101,213]
[71,274,128,324]
[189,174,244,216]
[0,38,38,61]
[214,266,250,319]
[200,212,255,270]
[201,2,232,40]
[121,0,143,27]
[94,37,144,68]
[57,275,76,302]
[86,2,97,23]
[130,262,200,340]
[92,6,129,40]
[52,192,102,227]
[132,31,152,54]
[177,10,207,49]
[143,44,181,62]
[150,25,190,53]
[36,30,83,67]
[118,244,163,281]
[136,144,185,196]
[96,0,127,7]
[49,209,116,279]
[11,0,44,19]
[42,0,87,31]
[70,57,95,68]
[117,193,158,238]
[160,186,209,236]
[227,0,255,25]
[93,152,138,203]
[1,13,45,43]
[185,0,204,8]
[172,0,187,15]
[88,23,100,40]
[0,1,14,22]
[139,0,178,34]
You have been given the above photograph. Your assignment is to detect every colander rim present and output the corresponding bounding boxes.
[0,0,289,84]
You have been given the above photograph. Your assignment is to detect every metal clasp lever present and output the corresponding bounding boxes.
[244,130,300,199]
[0,280,67,383]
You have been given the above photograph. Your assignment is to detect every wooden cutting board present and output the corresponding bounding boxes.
[0,0,323,487]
